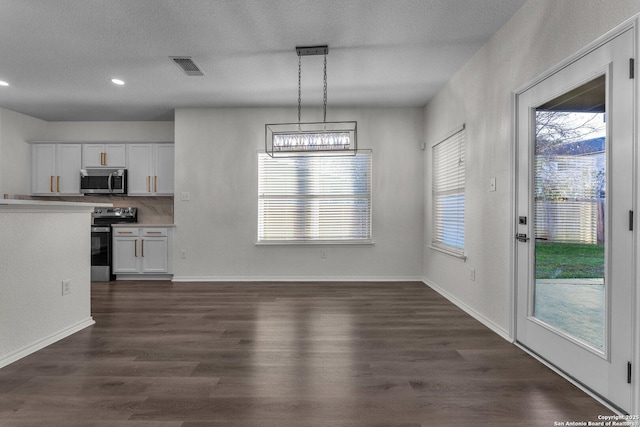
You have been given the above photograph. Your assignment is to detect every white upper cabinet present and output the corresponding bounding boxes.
[30,141,173,197]
[127,143,174,195]
[31,143,82,195]
[154,144,175,195]
[127,144,154,195]
[31,144,56,195]
[82,144,126,168]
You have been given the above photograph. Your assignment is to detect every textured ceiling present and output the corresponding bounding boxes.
[0,0,527,121]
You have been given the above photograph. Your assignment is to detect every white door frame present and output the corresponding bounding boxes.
[511,17,639,414]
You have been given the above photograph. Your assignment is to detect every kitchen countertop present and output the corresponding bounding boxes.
[1,199,111,209]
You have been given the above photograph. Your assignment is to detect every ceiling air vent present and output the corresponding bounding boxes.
[170,56,205,76]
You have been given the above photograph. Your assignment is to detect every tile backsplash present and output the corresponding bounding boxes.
[4,194,174,224]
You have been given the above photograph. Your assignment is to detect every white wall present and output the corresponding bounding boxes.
[45,121,174,142]
[0,204,95,368]
[423,0,640,336]
[0,108,47,195]
[174,107,424,281]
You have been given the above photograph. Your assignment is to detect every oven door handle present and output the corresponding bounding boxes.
[91,226,111,233]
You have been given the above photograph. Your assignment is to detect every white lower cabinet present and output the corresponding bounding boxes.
[112,226,173,278]
[140,233,169,273]
[112,229,139,273]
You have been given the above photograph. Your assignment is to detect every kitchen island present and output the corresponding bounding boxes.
[0,199,110,368]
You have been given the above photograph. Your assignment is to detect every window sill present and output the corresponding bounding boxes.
[429,245,467,261]
[256,240,374,246]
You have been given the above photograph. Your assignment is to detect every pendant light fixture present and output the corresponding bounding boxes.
[265,45,357,157]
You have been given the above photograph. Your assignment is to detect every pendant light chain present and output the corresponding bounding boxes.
[297,54,302,125]
[323,54,327,123]
[297,51,328,124]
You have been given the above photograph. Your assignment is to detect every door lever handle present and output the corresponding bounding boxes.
[515,233,530,242]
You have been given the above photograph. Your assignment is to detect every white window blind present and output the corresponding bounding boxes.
[432,127,465,256]
[258,151,372,243]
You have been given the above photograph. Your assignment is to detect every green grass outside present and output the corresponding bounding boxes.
[535,242,604,279]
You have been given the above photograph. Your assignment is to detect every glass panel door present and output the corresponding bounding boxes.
[533,75,606,351]
[515,28,633,412]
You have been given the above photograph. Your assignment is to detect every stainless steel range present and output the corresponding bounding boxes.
[91,207,137,281]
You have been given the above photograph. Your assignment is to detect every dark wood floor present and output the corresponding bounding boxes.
[0,281,610,426]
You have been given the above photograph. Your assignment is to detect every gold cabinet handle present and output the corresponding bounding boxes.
[147,176,151,192]
[154,176,158,193]
[103,152,107,165]
[141,239,145,257]
[101,152,105,165]
[134,239,138,257]
[57,176,60,192]
[146,231,162,234]
[117,231,133,235]
[50,176,54,193]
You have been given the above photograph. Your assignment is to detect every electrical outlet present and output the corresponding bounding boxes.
[181,192,190,201]
[490,177,496,192]
[62,279,71,295]
[321,249,327,259]
[180,249,187,259]
[469,267,475,281]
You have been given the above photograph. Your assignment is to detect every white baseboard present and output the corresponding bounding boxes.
[0,317,95,370]
[422,278,512,342]
[115,274,173,281]
[171,275,424,282]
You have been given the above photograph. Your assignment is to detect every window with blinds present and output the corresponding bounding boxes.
[258,151,372,243]
[432,126,465,256]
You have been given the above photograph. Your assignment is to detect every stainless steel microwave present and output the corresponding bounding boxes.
[80,168,127,194]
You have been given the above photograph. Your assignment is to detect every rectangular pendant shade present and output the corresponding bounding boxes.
[265,121,357,157]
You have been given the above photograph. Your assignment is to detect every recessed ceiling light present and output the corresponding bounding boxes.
[110,78,125,86]
[0,81,9,87]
